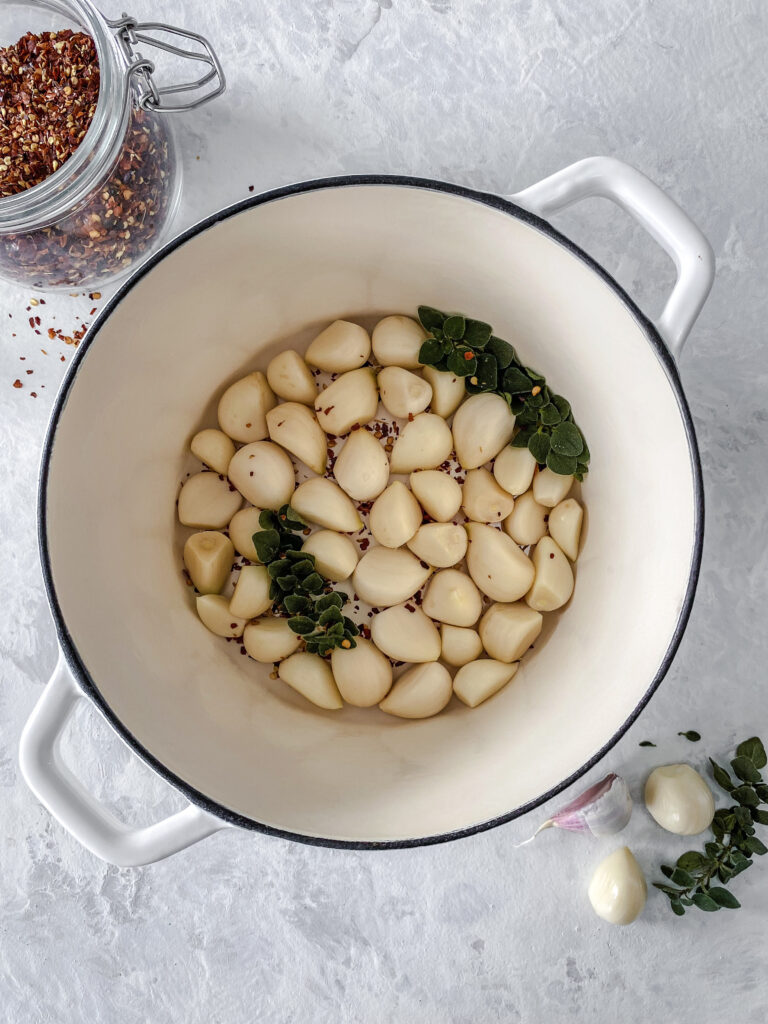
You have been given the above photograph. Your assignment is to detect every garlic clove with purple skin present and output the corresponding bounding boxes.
[516,773,632,846]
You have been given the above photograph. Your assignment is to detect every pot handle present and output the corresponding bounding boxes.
[19,652,228,866]
[511,157,715,358]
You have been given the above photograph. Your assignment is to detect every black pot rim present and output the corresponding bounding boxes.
[38,174,705,851]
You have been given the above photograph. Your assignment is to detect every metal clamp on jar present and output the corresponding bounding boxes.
[0,0,225,290]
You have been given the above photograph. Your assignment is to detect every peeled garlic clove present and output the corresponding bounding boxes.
[379,662,453,719]
[278,652,343,710]
[532,466,573,507]
[378,366,432,419]
[183,531,234,594]
[195,594,247,637]
[389,413,453,473]
[243,616,301,662]
[441,624,483,666]
[190,428,236,475]
[453,659,519,708]
[369,481,422,548]
[371,315,427,368]
[291,478,362,532]
[422,365,466,418]
[370,604,441,663]
[479,602,543,662]
[217,371,276,443]
[409,470,462,522]
[644,764,715,835]
[549,498,583,561]
[493,445,536,496]
[406,523,467,568]
[352,547,430,607]
[266,349,317,405]
[462,467,515,523]
[333,429,389,500]
[229,565,272,619]
[452,393,516,470]
[228,507,264,562]
[178,472,243,529]
[465,522,534,602]
[305,320,371,373]
[503,489,548,546]
[588,847,647,926]
[266,402,327,475]
[315,368,379,436]
[301,530,359,581]
[331,638,393,707]
[526,536,574,612]
[422,569,482,627]
[228,441,295,508]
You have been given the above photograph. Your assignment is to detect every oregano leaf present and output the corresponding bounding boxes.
[550,421,584,457]
[443,315,466,340]
[737,737,767,770]
[417,305,446,331]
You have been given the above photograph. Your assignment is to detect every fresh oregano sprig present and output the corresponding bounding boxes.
[252,506,358,657]
[417,305,589,479]
[654,736,768,915]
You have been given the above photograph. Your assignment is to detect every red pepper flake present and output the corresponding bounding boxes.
[463,351,473,360]
[12,379,22,388]
[26,369,33,374]
[404,603,416,613]
[359,538,370,551]
[407,412,414,422]
[248,185,254,192]
[245,422,252,428]
[30,391,37,397]
[549,552,555,559]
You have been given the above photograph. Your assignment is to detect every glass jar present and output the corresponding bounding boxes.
[0,0,224,290]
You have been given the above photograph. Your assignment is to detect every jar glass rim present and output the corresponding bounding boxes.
[0,0,130,231]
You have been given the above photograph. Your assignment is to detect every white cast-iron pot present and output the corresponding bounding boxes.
[19,158,714,866]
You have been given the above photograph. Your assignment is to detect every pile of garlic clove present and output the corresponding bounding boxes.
[177,315,586,719]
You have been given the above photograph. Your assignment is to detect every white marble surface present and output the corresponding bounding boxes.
[2,1,768,1020]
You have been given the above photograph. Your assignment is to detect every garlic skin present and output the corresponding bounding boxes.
[452,393,516,470]
[305,320,371,373]
[389,413,453,473]
[517,773,633,846]
[266,402,327,475]
[422,365,465,418]
[333,429,389,501]
[369,481,423,548]
[644,764,715,835]
[588,847,647,926]
[314,368,379,436]
[378,366,432,419]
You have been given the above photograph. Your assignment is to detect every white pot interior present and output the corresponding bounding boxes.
[44,183,698,843]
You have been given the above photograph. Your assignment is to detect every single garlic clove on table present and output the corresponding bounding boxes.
[478,602,543,662]
[644,764,715,835]
[266,349,317,405]
[453,659,519,708]
[178,472,242,529]
[228,441,295,509]
[452,393,516,470]
[389,413,453,473]
[462,467,515,523]
[465,521,534,602]
[217,371,276,443]
[526,536,574,612]
[266,402,327,475]
[378,366,432,419]
[421,569,483,627]
[331,638,393,707]
[588,847,647,925]
[370,604,441,663]
[243,617,301,662]
[422,365,465,419]
[532,466,573,508]
[493,445,536,496]
[503,489,548,547]
[409,470,462,522]
[190,428,235,476]
[228,507,265,562]
[548,497,584,561]
[352,546,431,607]
[333,428,389,501]
[291,478,362,532]
[305,320,371,373]
[372,315,427,368]
[278,652,343,710]
[183,531,234,594]
[301,530,359,581]
[195,594,247,638]
[440,624,483,667]
[407,523,467,568]
[379,662,453,719]
[229,565,272,619]
[369,481,423,548]
[315,368,379,436]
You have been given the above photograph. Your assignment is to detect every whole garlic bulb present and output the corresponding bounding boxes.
[588,847,647,926]
[644,764,715,835]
